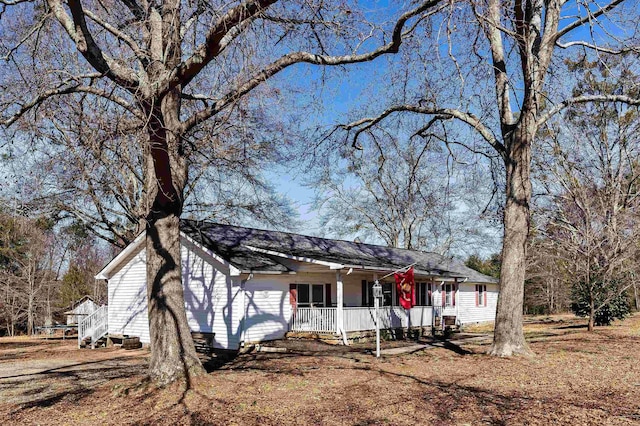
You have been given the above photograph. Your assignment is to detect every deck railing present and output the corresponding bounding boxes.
[78,305,108,348]
[290,307,337,332]
[290,306,433,333]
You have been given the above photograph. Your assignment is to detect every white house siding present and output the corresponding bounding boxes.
[107,238,243,349]
[242,276,292,343]
[456,283,498,324]
[181,238,242,350]
[431,287,456,318]
[342,274,367,306]
[107,248,150,342]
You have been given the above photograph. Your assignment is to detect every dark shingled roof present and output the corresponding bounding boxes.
[181,220,497,284]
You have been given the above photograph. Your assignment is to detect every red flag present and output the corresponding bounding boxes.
[394,266,416,309]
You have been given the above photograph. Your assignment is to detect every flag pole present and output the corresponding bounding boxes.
[375,279,380,358]
[372,274,382,358]
[379,262,418,281]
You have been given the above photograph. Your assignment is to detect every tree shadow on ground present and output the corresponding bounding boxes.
[199,335,474,375]
[198,349,640,425]
[554,323,588,330]
[0,354,147,413]
[201,349,242,371]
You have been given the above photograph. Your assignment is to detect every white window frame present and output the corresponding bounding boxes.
[477,284,486,307]
[444,283,454,306]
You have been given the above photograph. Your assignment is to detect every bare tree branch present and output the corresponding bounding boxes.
[181,0,441,132]
[555,40,639,54]
[46,0,139,90]
[538,95,640,126]
[342,104,505,155]
[554,0,626,41]
[2,83,142,127]
[83,8,149,67]
[168,0,279,92]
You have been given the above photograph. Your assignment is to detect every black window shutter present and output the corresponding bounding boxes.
[361,280,367,307]
[325,283,332,307]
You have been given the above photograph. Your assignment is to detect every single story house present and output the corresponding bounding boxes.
[92,220,498,350]
[64,295,99,325]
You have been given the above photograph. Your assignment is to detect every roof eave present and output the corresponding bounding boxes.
[94,232,146,280]
[240,270,297,275]
[180,232,242,276]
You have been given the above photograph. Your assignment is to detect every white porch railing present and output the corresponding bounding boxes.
[290,306,433,333]
[78,305,108,348]
[290,307,337,332]
[342,306,433,332]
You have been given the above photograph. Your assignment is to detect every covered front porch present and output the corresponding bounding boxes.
[287,269,460,335]
[290,305,446,334]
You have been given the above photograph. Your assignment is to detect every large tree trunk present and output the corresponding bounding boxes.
[146,211,203,384]
[144,98,205,384]
[489,116,534,357]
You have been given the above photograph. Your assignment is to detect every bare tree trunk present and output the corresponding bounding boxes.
[588,289,595,332]
[27,294,34,336]
[27,262,35,336]
[144,98,205,384]
[146,212,203,383]
[490,117,534,356]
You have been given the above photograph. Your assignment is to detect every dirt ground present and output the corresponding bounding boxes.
[1,314,640,425]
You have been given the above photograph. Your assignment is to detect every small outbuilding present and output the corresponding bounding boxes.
[64,295,99,325]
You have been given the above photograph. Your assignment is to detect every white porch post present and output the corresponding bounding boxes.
[336,271,343,334]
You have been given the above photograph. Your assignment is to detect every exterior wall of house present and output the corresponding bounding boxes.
[341,274,404,307]
[181,238,243,350]
[428,282,497,324]
[243,272,339,343]
[242,275,293,343]
[66,299,98,325]
[107,238,243,349]
[342,274,367,306]
[108,247,149,342]
[432,285,457,317]
[456,282,498,324]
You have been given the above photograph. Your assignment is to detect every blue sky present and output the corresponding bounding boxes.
[262,0,633,251]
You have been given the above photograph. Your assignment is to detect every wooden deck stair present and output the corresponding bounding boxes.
[77,306,108,349]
